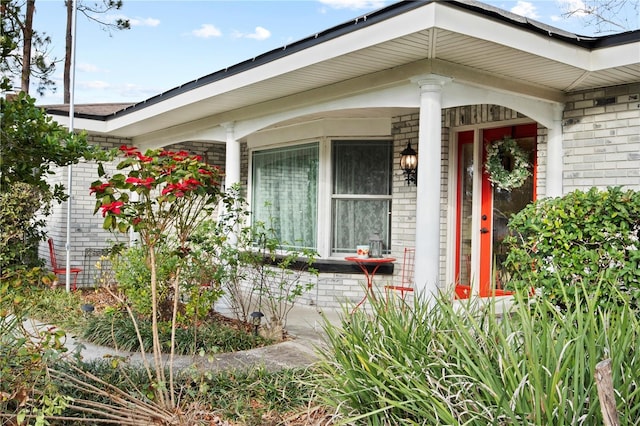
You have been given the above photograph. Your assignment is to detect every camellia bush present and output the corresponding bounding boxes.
[90,145,228,413]
[504,186,640,310]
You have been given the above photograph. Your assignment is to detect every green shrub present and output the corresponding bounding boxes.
[0,182,50,270]
[317,286,640,425]
[504,186,640,310]
[112,246,178,319]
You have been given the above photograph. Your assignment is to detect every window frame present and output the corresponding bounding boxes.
[248,136,393,259]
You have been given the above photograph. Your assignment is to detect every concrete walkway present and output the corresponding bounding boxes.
[48,305,344,372]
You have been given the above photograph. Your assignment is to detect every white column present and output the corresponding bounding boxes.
[411,74,451,299]
[222,122,240,190]
[545,104,564,197]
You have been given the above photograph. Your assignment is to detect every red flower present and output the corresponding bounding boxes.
[159,149,176,157]
[126,176,155,189]
[119,145,139,157]
[89,182,111,195]
[132,217,142,225]
[192,155,203,162]
[100,201,124,217]
[161,178,202,197]
[136,152,153,163]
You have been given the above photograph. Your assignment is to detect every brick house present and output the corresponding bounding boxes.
[43,0,640,308]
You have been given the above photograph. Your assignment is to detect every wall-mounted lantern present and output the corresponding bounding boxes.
[400,141,418,186]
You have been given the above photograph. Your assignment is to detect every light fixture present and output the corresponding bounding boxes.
[400,141,418,185]
[250,311,264,336]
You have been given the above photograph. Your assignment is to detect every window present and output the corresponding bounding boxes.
[251,143,318,250]
[250,139,392,257]
[331,140,392,255]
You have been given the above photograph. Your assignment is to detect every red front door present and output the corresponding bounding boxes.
[455,124,537,298]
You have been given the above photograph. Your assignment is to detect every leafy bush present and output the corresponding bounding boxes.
[317,286,640,424]
[0,182,51,270]
[213,191,318,332]
[504,186,640,310]
[112,246,179,319]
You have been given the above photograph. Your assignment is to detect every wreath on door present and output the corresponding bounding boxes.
[485,136,531,191]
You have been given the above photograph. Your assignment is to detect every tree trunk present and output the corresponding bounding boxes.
[64,0,73,103]
[20,0,35,94]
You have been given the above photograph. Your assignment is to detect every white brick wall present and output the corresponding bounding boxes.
[562,83,640,192]
[42,137,227,288]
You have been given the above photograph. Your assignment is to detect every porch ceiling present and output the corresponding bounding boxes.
[49,0,639,138]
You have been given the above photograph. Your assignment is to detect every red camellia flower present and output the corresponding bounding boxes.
[89,182,111,195]
[100,201,124,217]
[125,176,155,189]
[119,145,139,157]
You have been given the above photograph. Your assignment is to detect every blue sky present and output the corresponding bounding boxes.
[31,0,639,106]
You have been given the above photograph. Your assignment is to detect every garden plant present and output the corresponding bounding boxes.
[317,283,639,424]
[504,186,640,311]
[88,144,230,416]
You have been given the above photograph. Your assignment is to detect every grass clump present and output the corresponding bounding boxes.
[81,310,271,355]
[317,281,640,425]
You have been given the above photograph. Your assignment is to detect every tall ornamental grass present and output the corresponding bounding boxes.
[316,282,640,425]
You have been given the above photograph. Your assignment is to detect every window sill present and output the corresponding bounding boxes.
[259,254,395,275]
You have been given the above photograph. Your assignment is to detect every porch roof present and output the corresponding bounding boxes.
[45,0,639,138]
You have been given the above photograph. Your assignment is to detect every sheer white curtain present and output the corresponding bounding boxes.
[251,143,318,250]
[332,140,392,254]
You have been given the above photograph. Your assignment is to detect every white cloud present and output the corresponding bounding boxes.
[77,63,100,73]
[510,1,539,19]
[192,24,222,38]
[128,17,160,27]
[240,26,271,41]
[318,0,387,10]
[79,80,110,90]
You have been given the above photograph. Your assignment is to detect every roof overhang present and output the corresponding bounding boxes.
[46,0,640,138]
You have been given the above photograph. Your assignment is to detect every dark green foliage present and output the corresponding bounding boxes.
[81,311,270,355]
[504,186,640,310]
[0,182,50,269]
[1,93,89,203]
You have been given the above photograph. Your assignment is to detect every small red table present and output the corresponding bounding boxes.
[345,256,396,312]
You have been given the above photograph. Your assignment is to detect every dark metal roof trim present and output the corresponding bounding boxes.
[45,0,639,121]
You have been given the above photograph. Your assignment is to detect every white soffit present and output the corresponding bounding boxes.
[66,1,639,137]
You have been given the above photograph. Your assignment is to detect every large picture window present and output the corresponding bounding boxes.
[251,143,318,250]
[331,140,392,255]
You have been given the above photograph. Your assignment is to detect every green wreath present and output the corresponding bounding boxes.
[485,137,531,191]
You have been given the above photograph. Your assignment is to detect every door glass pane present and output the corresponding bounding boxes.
[458,143,474,285]
[492,138,535,288]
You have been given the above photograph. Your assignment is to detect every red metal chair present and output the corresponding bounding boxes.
[48,238,82,290]
[385,247,415,300]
